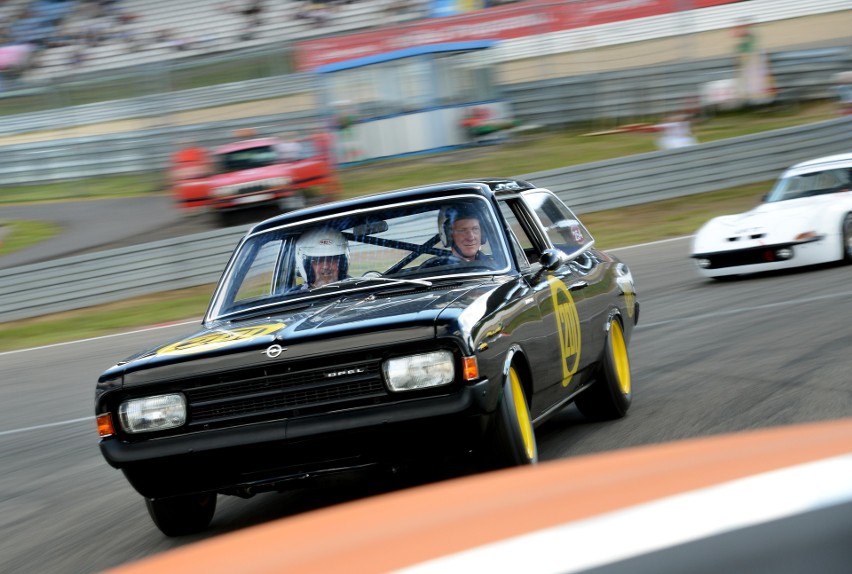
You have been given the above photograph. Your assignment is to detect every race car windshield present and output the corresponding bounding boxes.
[218,145,280,172]
[208,196,512,320]
[765,168,851,202]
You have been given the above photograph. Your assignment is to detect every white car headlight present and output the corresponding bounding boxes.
[118,394,186,434]
[383,351,455,392]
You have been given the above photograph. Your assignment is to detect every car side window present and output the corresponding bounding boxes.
[498,200,539,266]
[522,191,593,255]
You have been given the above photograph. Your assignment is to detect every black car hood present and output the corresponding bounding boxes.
[99,280,508,383]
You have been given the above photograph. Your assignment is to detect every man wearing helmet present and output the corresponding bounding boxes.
[294,227,350,289]
[421,205,494,269]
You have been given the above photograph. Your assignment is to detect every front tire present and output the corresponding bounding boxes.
[842,213,852,262]
[484,365,538,469]
[575,318,632,420]
[145,493,217,536]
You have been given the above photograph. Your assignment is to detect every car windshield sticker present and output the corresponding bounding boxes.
[155,323,285,356]
[549,278,581,387]
[494,181,523,191]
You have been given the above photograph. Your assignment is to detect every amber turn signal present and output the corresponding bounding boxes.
[462,356,479,381]
[97,413,115,437]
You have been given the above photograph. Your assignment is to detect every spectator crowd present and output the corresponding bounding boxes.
[1,0,432,89]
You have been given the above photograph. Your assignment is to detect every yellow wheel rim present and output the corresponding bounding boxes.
[510,367,535,461]
[611,320,631,395]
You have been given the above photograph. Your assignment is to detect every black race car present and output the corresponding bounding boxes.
[95,178,640,536]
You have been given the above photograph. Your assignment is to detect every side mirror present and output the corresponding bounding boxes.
[532,249,566,282]
[540,249,565,271]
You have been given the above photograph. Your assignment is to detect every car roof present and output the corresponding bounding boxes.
[786,152,852,174]
[247,178,537,235]
[215,138,283,154]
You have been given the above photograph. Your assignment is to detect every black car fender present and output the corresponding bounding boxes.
[499,344,533,408]
[604,308,624,356]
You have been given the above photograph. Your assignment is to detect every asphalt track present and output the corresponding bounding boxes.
[2,235,852,573]
[0,196,225,269]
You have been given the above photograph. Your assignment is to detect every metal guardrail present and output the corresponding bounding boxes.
[0,226,249,323]
[2,115,850,323]
[0,110,321,186]
[0,74,317,137]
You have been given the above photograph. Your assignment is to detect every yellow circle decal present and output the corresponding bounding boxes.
[549,279,581,387]
[156,323,285,356]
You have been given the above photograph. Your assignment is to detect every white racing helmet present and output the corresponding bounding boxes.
[295,227,349,285]
[437,204,487,248]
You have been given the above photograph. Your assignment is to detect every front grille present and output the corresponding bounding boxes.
[238,184,270,194]
[726,233,766,242]
[183,359,387,427]
[700,244,794,269]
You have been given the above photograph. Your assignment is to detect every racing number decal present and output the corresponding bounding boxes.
[549,278,581,387]
[156,323,285,356]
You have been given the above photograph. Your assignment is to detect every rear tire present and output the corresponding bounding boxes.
[842,213,852,262]
[145,493,217,536]
[575,318,632,420]
[484,365,538,469]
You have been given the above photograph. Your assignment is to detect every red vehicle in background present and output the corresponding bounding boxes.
[169,131,340,223]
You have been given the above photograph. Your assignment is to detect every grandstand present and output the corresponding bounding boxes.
[9,0,428,82]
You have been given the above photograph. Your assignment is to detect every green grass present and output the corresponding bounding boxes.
[338,102,835,199]
[0,220,62,256]
[0,286,215,352]
[0,173,164,205]
[583,182,769,249]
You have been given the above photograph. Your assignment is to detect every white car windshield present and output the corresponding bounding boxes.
[765,167,852,202]
[208,195,511,319]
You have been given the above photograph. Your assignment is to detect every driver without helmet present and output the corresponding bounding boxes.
[294,227,349,289]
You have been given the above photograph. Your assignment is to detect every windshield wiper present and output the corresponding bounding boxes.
[216,298,314,322]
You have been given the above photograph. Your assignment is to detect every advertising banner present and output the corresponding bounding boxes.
[295,0,741,71]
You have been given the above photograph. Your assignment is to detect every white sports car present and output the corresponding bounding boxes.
[690,152,852,278]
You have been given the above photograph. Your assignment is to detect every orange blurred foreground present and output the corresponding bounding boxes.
[105,418,852,573]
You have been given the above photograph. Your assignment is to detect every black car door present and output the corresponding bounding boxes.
[499,191,604,419]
